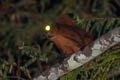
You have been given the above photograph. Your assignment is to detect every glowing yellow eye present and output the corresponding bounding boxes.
[45,25,51,31]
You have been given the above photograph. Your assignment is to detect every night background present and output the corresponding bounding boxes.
[0,0,120,80]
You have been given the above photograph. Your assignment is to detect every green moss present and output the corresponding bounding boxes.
[60,47,120,80]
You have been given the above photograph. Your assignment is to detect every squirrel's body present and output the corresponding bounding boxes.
[48,15,92,57]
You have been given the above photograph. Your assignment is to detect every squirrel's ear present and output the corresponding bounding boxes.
[57,15,76,26]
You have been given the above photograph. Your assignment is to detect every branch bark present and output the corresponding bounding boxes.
[34,27,120,80]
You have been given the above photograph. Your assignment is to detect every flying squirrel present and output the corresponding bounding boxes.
[44,15,92,57]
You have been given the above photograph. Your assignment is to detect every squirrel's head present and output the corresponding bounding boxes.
[44,15,76,38]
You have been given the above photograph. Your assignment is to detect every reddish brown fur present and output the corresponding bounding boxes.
[49,15,92,57]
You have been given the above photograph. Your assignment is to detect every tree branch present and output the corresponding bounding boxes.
[34,27,120,80]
